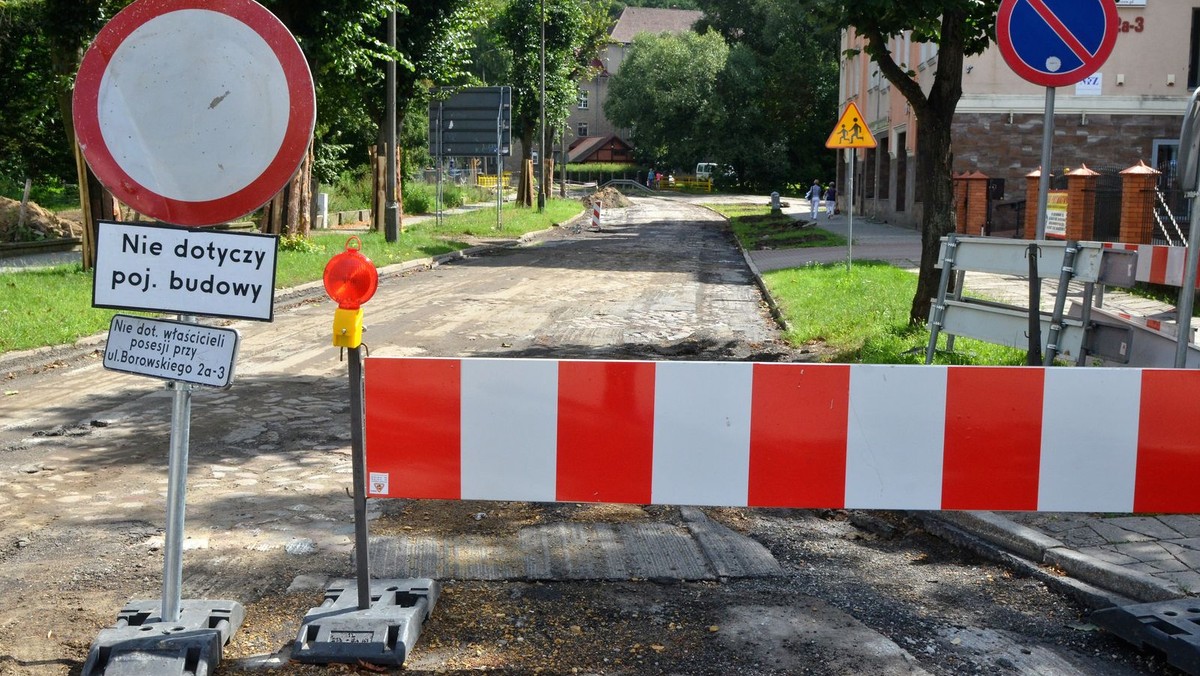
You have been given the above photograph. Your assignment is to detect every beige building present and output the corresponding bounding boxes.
[839,1,1193,234]
[564,7,702,163]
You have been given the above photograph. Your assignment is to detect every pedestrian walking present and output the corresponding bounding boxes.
[824,183,837,219]
[807,180,822,219]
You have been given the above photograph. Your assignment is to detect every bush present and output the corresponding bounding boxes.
[322,169,371,213]
[442,184,465,209]
[404,182,434,214]
[0,174,80,212]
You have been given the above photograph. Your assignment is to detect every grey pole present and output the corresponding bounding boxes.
[847,149,855,271]
[538,0,546,212]
[349,345,371,609]
[384,10,399,242]
[496,106,504,231]
[1035,87,1055,240]
[1175,202,1200,367]
[161,314,197,623]
[1174,88,1200,367]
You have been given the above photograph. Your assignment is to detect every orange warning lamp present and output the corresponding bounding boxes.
[323,236,378,348]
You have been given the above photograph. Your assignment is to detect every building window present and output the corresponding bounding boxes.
[578,89,589,109]
[577,122,588,137]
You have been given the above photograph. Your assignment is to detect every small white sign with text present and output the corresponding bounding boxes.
[1075,73,1102,96]
[93,221,278,320]
[104,315,239,388]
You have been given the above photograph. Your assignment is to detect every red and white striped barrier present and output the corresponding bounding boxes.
[1103,242,1199,288]
[589,201,601,231]
[363,358,1200,514]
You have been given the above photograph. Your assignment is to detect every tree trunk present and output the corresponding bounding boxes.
[517,131,534,207]
[371,143,404,233]
[909,116,956,324]
[53,42,114,269]
[261,143,314,236]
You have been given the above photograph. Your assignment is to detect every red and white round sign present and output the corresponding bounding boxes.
[73,0,315,227]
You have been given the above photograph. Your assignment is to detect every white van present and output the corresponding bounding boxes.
[695,163,718,179]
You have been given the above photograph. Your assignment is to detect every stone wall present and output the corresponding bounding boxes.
[952,112,1179,202]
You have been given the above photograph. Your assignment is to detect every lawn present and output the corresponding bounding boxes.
[763,261,1026,365]
[704,203,846,250]
[0,199,584,353]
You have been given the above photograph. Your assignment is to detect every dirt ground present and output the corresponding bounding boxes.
[0,197,1177,675]
[0,197,82,243]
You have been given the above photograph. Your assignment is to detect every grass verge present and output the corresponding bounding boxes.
[705,203,845,250]
[763,261,1026,365]
[0,199,583,354]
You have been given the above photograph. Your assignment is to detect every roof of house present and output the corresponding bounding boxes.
[567,134,633,163]
[609,7,703,44]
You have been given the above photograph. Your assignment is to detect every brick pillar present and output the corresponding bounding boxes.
[1065,165,1099,241]
[953,172,968,234]
[1024,168,1043,240]
[964,171,989,236]
[1119,160,1160,244]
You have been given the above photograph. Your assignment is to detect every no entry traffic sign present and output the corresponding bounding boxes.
[997,0,1119,88]
[73,0,315,227]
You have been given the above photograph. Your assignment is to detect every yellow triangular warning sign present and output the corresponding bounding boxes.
[826,102,877,149]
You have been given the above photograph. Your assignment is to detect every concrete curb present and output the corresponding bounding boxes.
[914,512,1137,611]
[928,511,1185,605]
[1045,547,1185,603]
[936,511,1064,562]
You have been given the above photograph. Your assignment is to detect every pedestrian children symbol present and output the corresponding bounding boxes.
[826,102,877,149]
[839,117,863,144]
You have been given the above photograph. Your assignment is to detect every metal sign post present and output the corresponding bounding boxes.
[825,102,876,272]
[74,0,315,671]
[1035,88,1055,239]
[429,87,512,230]
[1173,87,1200,367]
[161,315,197,623]
[847,149,855,271]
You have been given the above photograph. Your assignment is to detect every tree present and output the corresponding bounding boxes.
[697,0,840,190]
[604,30,728,172]
[810,0,1000,324]
[497,0,589,206]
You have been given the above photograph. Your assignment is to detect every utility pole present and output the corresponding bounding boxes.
[538,0,546,212]
[384,9,399,242]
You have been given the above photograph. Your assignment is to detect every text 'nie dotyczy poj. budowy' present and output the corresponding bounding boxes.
[109,232,268,303]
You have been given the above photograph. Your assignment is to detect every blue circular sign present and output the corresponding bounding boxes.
[997,0,1118,88]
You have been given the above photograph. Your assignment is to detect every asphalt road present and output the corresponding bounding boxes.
[0,196,1177,674]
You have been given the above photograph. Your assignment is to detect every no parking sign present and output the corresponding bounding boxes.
[997,0,1119,88]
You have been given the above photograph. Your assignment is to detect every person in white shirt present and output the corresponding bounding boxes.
[807,180,822,219]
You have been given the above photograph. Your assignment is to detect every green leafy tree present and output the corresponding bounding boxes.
[497,0,590,205]
[264,1,482,183]
[810,0,1001,324]
[698,0,840,189]
[604,30,728,172]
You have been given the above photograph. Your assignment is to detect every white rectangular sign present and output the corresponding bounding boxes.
[1045,190,1068,240]
[1075,73,1102,96]
[103,315,239,388]
[93,221,278,321]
